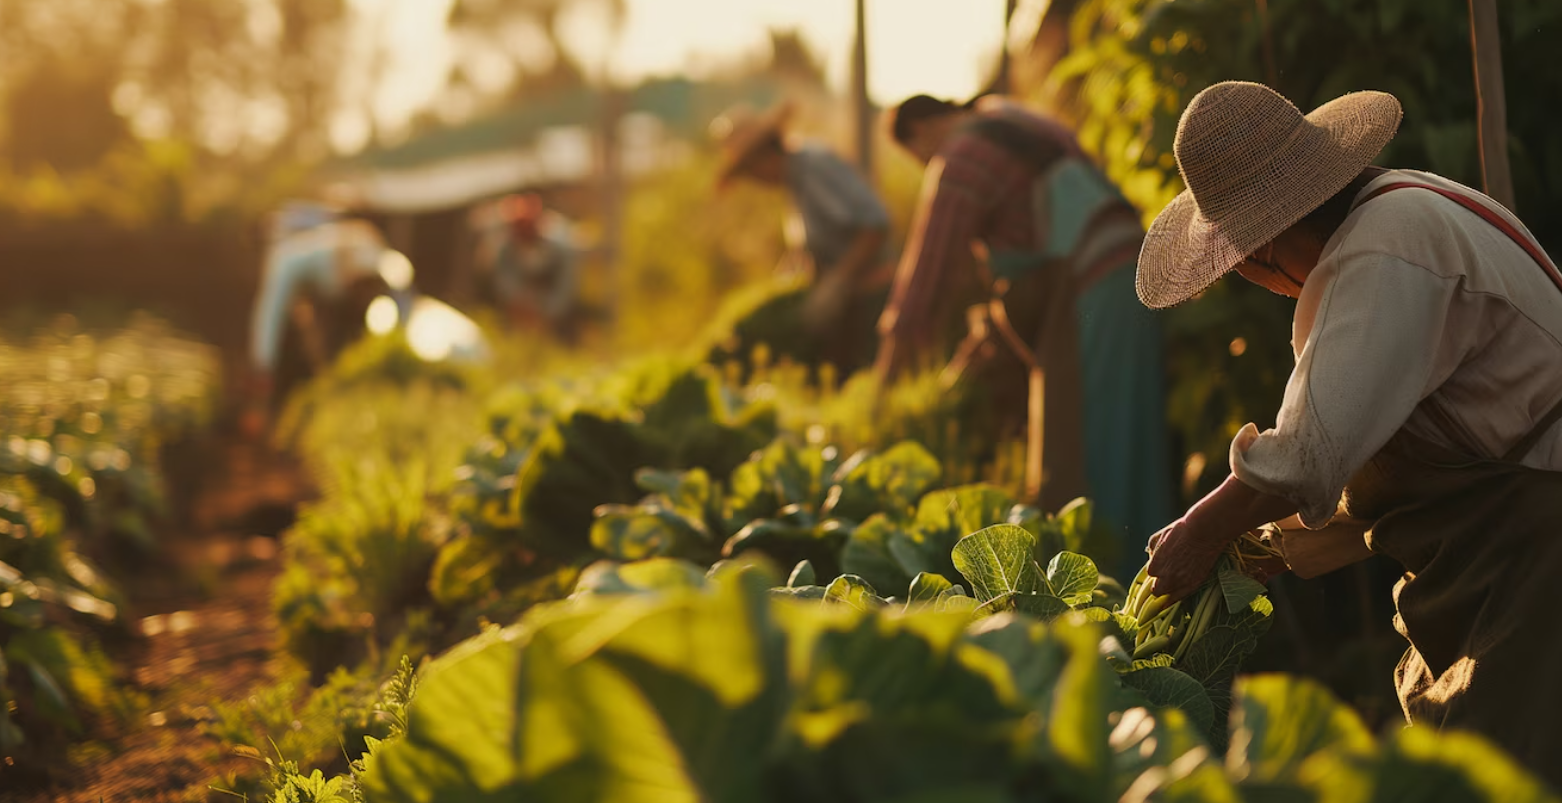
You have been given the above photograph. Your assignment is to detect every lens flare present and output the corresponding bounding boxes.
[377,249,415,291]
[365,295,400,335]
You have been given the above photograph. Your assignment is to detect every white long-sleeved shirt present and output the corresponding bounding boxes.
[250,219,387,370]
[1231,170,1562,527]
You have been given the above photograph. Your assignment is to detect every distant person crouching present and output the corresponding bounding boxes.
[244,200,411,436]
[478,194,581,344]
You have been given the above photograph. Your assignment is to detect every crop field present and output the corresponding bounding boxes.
[0,294,1554,803]
[3,0,1560,800]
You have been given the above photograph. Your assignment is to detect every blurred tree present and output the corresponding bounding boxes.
[766,29,829,88]
[443,0,627,101]
[3,59,130,172]
[0,0,352,220]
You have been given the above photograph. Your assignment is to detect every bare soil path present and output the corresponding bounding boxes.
[6,439,311,803]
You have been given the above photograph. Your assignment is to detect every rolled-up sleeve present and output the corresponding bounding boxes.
[251,244,318,371]
[1230,253,1459,527]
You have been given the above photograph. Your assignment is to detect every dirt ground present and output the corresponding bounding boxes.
[5,439,312,803]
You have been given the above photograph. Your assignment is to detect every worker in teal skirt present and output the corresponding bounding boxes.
[876,94,1175,579]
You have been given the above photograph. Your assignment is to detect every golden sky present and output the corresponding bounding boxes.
[355,0,1007,147]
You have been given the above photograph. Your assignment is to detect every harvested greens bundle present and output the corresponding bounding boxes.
[1111,530,1282,745]
[1120,530,1281,660]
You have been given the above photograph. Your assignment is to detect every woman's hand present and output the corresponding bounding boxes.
[1147,474,1303,601]
[1146,518,1229,602]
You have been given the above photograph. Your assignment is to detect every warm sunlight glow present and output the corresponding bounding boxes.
[377,249,415,291]
[359,0,1008,148]
[365,295,400,335]
[405,297,487,363]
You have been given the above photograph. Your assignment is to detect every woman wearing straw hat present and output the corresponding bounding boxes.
[712,102,891,374]
[878,93,1175,579]
[1142,81,1562,782]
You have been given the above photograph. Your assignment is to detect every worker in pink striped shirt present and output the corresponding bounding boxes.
[878,94,1174,578]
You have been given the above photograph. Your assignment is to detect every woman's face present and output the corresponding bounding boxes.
[746,148,788,185]
[903,118,949,165]
[1232,226,1326,299]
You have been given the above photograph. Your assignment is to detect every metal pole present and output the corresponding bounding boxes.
[852,0,873,176]
[1468,0,1516,211]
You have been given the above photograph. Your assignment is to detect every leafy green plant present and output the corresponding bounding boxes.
[349,563,1555,803]
[0,317,215,764]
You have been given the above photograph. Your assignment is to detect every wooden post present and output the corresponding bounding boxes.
[1468,0,1516,211]
[993,0,1019,95]
[851,0,873,176]
[599,86,624,324]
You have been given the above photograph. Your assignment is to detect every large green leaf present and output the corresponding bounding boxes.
[786,560,816,588]
[951,525,1045,603]
[839,514,915,597]
[723,440,828,529]
[1109,707,1238,803]
[963,613,1066,706]
[1046,551,1100,606]
[1216,568,1267,616]
[512,412,657,560]
[633,467,715,533]
[1371,727,1558,803]
[1226,674,1374,786]
[825,441,942,522]
[1301,726,1560,803]
[589,506,695,560]
[915,485,1027,542]
[1039,622,1114,802]
[365,570,790,802]
[907,572,954,607]
[776,612,1028,801]
[823,575,886,612]
[721,519,820,558]
[1012,593,1072,621]
[1119,666,1216,737]
[1032,497,1096,562]
[573,559,709,597]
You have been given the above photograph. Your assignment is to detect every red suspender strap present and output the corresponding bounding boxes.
[1357,182,1562,294]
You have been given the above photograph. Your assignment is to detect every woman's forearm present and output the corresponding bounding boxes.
[1184,474,1299,543]
[830,228,887,283]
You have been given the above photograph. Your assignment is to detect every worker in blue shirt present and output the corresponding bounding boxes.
[712,102,891,374]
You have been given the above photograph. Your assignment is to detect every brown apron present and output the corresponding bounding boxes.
[1340,182,1562,790]
[1342,411,1562,789]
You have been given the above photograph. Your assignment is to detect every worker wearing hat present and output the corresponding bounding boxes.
[1141,81,1562,785]
[479,193,580,342]
[712,101,891,374]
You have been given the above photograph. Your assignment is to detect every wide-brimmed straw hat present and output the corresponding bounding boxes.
[710,101,793,188]
[1137,82,1402,308]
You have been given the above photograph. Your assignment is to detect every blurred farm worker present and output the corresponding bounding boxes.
[246,200,412,431]
[878,93,1174,573]
[1139,81,1562,785]
[712,102,891,374]
[476,193,581,343]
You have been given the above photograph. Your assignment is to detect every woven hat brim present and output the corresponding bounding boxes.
[1137,91,1403,309]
